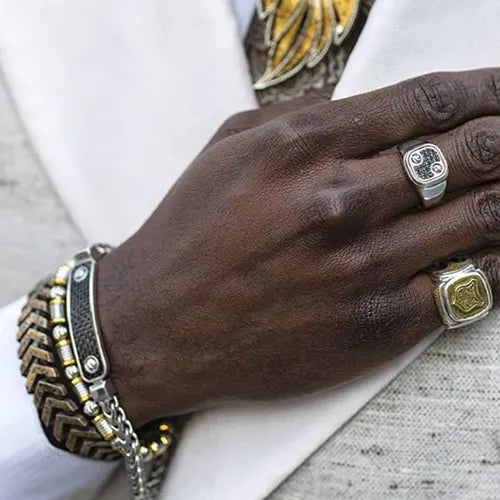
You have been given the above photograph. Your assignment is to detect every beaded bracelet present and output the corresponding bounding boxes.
[18,245,177,499]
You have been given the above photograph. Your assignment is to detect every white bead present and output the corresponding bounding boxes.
[50,302,65,319]
[65,365,79,380]
[73,380,90,401]
[83,400,100,417]
[58,344,74,363]
[55,265,70,282]
[50,286,66,299]
[52,325,68,341]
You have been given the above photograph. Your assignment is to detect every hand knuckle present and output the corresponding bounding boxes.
[408,73,465,128]
[357,291,405,345]
[473,189,500,240]
[272,114,314,158]
[306,187,363,232]
[364,253,398,283]
[461,118,500,177]
[307,191,349,230]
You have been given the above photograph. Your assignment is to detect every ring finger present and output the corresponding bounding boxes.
[371,182,500,278]
[407,246,500,333]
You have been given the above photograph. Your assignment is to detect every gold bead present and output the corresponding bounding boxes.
[80,393,92,403]
[93,414,104,424]
[56,339,71,348]
[49,298,65,305]
[103,431,116,441]
[71,376,83,386]
[51,317,66,325]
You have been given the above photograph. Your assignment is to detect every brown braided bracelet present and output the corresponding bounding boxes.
[17,278,119,459]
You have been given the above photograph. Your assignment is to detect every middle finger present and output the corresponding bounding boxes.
[347,115,500,222]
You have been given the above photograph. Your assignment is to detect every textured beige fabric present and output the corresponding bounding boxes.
[271,311,500,499]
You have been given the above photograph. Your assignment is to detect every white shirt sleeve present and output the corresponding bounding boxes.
[0,298,117,500]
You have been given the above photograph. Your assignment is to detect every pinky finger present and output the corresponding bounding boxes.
[471,247,500,300]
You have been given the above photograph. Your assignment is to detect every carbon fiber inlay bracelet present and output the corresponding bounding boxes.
[18,244,176,500]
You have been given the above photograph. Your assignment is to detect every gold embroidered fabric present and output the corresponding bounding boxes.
[247,0,375,106]
[254,0,361,90]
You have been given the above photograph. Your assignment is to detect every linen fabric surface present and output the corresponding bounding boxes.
[0,1,498,499]
[269,309,500,498]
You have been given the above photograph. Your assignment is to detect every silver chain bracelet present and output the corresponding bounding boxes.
[101,396,148,498]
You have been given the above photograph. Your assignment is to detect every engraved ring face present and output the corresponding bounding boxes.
[433,262,493,328]
[403,144,448,188]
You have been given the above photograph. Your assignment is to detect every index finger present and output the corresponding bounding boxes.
[318,68,500,158]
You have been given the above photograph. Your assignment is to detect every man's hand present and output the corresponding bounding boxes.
[97,69,500,424]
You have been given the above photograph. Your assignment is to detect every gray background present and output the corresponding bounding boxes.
[0,76,83,305]
[2,74,500,499]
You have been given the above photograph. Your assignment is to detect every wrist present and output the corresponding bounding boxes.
[96,242,205,425]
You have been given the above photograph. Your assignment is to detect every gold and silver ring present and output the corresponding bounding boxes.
[431,259,493,329]
[399,141,449,208]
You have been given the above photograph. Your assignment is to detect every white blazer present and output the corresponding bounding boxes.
[0,1,498,499]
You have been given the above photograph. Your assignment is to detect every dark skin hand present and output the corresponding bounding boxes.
[97,69,500,425]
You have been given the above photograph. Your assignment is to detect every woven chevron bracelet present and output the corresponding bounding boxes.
[17,245,175,499]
